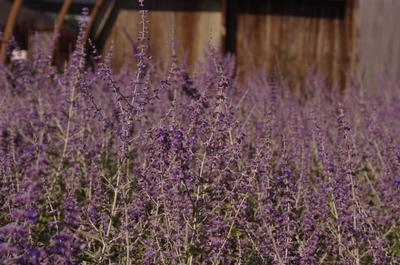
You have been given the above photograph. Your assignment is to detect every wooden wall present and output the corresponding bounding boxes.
[356,0,400,89]
[102,0,224,71]
[101,0,360,87]
[235,0,356,88]
[6,0,394,89]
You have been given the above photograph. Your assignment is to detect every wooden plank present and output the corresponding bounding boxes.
[102,1,223,71]
[343,0,357,87]
[54,0,72,35]
[0,0,24,62]
[235,0,352,88]
[84,0,106,43]
[93,0,120,54]
[52,0,72,61]
[92,0,117,41]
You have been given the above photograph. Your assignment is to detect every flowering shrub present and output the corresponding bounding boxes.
[0,4,399,265]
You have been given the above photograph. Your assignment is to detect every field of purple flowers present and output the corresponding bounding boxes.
[0,4,399,265]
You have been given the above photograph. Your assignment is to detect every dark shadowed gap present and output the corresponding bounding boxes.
[120,0,221,12]
[92,0,120,53]
[22,0,96,14]
[238,0,346,19]
[224,0,238,54]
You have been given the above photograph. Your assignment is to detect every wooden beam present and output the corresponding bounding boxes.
[54,0,72,35]
[0,0,24,62]
[93,0,120,53]
[52,0,72,60]
[84,0,106,43]
[93,0,117,41]
[345,0,358,80]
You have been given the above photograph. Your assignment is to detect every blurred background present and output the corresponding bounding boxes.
[0,0,399,88]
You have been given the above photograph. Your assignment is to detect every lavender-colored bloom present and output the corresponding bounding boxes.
[0,3,399,264]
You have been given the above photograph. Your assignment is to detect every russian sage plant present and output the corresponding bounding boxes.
[0,2,399,265]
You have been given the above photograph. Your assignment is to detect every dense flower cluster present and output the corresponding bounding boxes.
[0,5,399,265]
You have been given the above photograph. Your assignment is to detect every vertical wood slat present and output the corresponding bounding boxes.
[52,0,72,61]
[54,0,72,36]
[343,0,357,87]
[103,1,223,71]
[8,0,398,89]
[98,0,362,88]
[0,0,24,62]
[235,0,353,87]
[92,0,120,54]
[84,0,106,43]
[93,0,117,41]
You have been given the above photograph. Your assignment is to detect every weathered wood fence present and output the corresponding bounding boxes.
[98,0,400,88]
[1,0,400,88]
